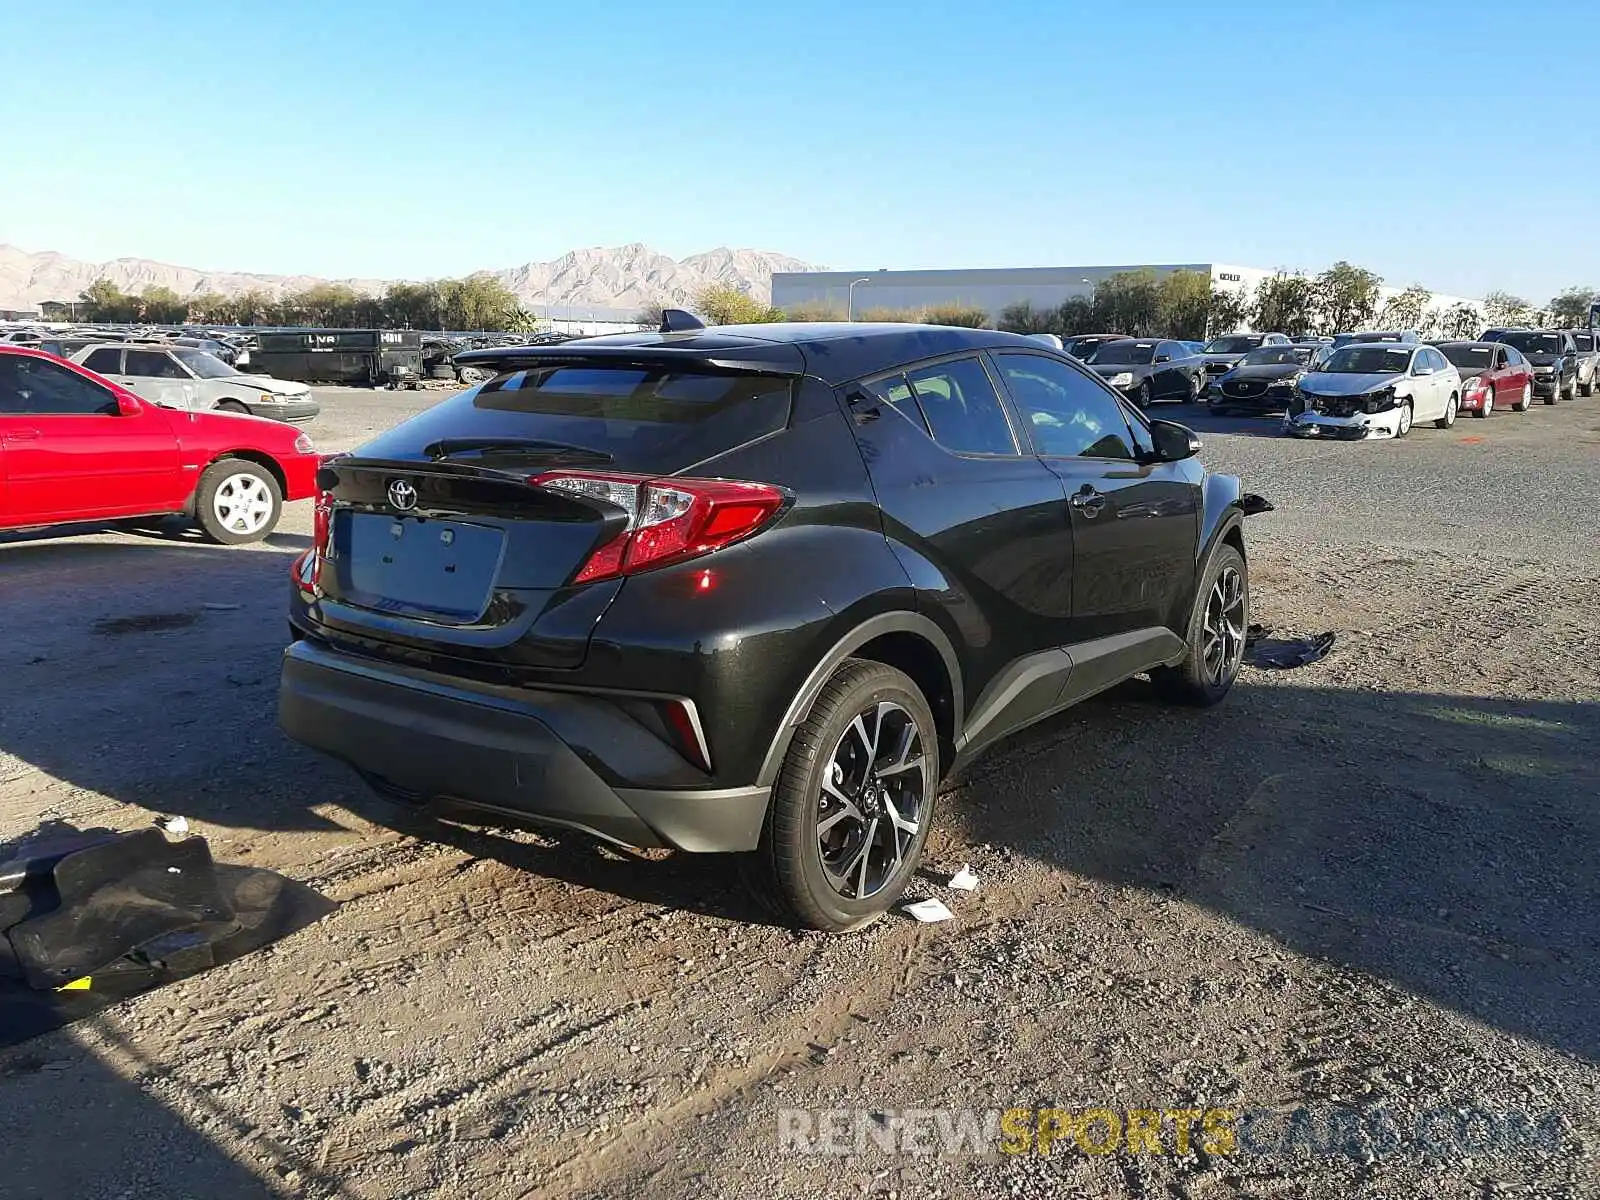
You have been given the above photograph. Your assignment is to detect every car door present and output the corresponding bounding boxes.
[989,350,1199,653]
[851,354,1080,735]
[123,348,200,411]
[0,354,183,525]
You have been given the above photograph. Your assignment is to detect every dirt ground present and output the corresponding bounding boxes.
[2,388,1598,1199]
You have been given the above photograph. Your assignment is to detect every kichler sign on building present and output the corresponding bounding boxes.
[770,264,1479,325]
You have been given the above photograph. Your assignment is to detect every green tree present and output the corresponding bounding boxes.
[138,285,188,324]
[1206,288,1250,337]
[997,300,1058,334]
[1437,302,1483,339]
[1053,296,1096,335]
[1249,273,1319,336]
[1091,269,1163,336]
[79,277,139,323]
[923,303,988,328]
[1314,261,1383,333]
[694,284,784,325]
[1156,270,1214,340]
[1548,286,1598,328]
[1481,290,1532,329]
[1374,283,1432,333]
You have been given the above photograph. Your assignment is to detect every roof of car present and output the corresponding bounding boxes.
[454,323,1079,386]
[1435,340,1502,349]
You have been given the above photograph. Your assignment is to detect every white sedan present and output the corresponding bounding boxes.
[1283,343,1461,440]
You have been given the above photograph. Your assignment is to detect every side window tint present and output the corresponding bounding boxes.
[0,356,119,415]
[82,348,122,374]
[991,352,1137,460]
[863,373,928,434]
[126,350,181,377]
[905,357,1017,455]
[1120,402,1155,458]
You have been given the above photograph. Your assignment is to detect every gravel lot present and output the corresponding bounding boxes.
[2,386,1598,1199]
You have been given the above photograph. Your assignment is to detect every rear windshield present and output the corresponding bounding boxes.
[1240,347,1308,366]
[1090,341,1156,365]
[1203,336,1260,354]
[1497,331,1565,355]
[1441,345,1493,370]
[356,366,794,474]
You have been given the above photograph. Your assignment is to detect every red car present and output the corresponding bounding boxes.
[0,346,319,543]
[1435,340,1537,418]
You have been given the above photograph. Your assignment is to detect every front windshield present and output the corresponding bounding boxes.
[1571,333,1594,352]
[1316,346,1414,375]
[1498,332,1565,355]
[1090,341,1155,365]
[1203,336,1260,354]
[175,349,239,378]
[1441,345,1494,371]
[1240,347,1306,366]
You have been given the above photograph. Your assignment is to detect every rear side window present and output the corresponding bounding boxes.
[358,366,793,476]
[125,350,186,378]
[905,357,1017,455]
[82,347,122,373]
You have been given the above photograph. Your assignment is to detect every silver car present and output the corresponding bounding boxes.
[71,343,319,422]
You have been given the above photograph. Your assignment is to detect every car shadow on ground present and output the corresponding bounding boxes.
[950,676,1600,1063]
[1177,407,1292,440]
[2,536,1596,1065]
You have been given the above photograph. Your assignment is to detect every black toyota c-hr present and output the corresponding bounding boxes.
[280,318,1253,931]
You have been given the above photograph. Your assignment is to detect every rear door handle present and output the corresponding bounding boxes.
[1070,486,1107,515]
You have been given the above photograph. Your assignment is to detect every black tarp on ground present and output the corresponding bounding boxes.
[0,826,335,1048]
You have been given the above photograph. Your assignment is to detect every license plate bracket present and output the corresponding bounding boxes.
[334,512,505,621]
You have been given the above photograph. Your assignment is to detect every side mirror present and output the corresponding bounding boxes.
[1154,354,1171,363]
[1414,365,1434,376]
[116,392,141,416]
[1148,419,1201,463]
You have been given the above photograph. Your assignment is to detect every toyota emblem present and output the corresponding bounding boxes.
[387,479,418,511]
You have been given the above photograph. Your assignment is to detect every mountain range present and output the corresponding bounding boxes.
[0,243,823,314]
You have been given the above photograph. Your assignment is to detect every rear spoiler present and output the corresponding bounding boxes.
[452,341,807,377]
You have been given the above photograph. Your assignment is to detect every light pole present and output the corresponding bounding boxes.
[846,277,871,321]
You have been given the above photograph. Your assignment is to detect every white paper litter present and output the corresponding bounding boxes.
[156,814,189,835]
[902,897,954,923]
[948,864,979,891]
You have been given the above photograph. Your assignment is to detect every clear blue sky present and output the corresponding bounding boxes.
[4,0,1595,302]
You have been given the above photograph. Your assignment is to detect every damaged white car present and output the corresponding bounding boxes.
[1283,343,1461,440]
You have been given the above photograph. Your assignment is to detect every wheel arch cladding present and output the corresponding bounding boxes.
[755,611,963,789]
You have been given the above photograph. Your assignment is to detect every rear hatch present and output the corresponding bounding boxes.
[308,359,797,671]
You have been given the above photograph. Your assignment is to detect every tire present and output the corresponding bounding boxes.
[1544,386,1558,406]
[746,659,938,933]
[1136,380,1152,408]
[1563,376,1577,402]
[1582,376,1594,397]
[1473,386,1493,418]
[1434,392,1458,429]
[195,458,282,545]
[1150,542,1249,707]
[1186,373,1201,403]
[1515,382,1532,412]
[1395,400,1414,437]
[216,399,249,415]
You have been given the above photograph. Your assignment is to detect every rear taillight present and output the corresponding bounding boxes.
[292,489,335,593]
[531,471,785,583]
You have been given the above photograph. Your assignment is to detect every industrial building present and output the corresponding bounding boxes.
[770,263,1479,327]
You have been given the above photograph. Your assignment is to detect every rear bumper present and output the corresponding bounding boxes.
[277,638,769,852]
